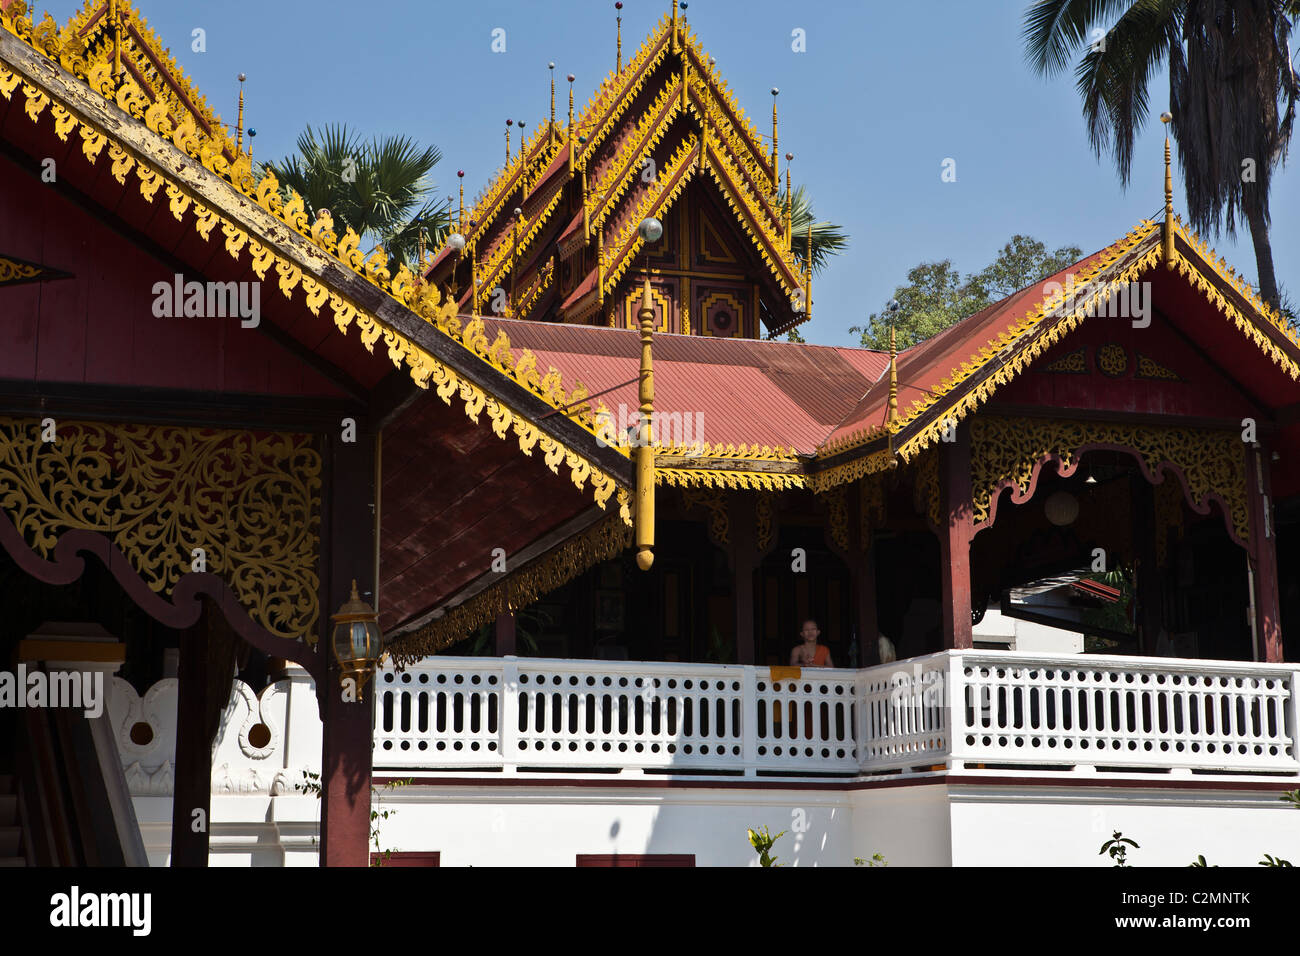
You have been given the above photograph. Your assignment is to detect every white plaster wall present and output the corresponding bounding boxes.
[850,784,953,867]
[375,784,857,867]
[948,784,1300,866]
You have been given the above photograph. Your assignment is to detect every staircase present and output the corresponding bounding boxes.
[0,774,27,866]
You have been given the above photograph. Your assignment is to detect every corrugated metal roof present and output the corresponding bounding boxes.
[480,318,889,455]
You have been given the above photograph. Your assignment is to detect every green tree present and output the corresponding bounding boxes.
[783,184,849,276]
[267,124,449,272]
[1022,0,1300,311]
[852,235,1083,350]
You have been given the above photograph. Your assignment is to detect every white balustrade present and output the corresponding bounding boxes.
[373,651,1300,777]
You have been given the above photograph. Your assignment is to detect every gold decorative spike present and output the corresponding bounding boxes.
[671,0,680,51]
[680,45,689,112]
[887,326,899,426]
[110,0,120,82]
[505,120,511,163]
[582,163,590,239]
[471,241,480,316]
[235,73,245,155]
[567,74,576,174]
[1161,111,1174,269]
[804,218,813,320]
[549,63,556,143]
[457,172,465,230]
[770,88,779,178]
[598,227,606,305]
[636,276,656,570]
[616,5,623,73]
[784,157,792,248]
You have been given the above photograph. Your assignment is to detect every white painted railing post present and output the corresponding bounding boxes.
[742,665,758,777]
[1289,671,1300,772]
[945,651,967,771]
[501,657,519,775]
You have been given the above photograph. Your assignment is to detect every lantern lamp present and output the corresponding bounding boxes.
[330,580,384,699]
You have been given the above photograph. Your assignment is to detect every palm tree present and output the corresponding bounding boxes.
[782,184,849,276]
[1023,0,1300,310]
[267,124,450,271]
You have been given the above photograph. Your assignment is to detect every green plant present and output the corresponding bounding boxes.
[1260,854,1293,867]
[1189,855,1215,867]
[853,852,888,867]
[1100,830,1139,866]
[747,826,786,867]
[295,770,411,866]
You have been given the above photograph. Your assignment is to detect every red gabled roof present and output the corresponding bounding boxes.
[479,318,888,455]
[824,246,1115,449]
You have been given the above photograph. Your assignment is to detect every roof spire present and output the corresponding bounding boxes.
[505,118,513,164]
[110,0,121,84]
[548,62,556,143]
[457,169,465,231]
[784,153,793,249]
[671,0,679,51]
[887,325,899,426]
[616,2,624,73]
[770,88,780,180]
[1161,110,1175,269]
[235,73,246,155]
[567,73,576,174]
[804,218,813,321]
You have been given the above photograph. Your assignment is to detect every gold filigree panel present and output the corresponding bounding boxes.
[755,491,775,551]
[0,417,321,642]
[969,416,1248,542]
[681,486,729,544]
[912,447,941,530]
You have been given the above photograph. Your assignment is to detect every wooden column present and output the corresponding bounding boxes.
[1133,477,1161,656]
[319,428,377,867]
[731,495,758,665]
[170,599,237,866]
[494,611,517,656]
[1246,442,1283,662]
[938,425,974,650]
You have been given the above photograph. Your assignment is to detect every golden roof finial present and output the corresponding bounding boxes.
[235,73,246,155]
[671,0,680,51]
[110,0,121,83]
[616,2,624,73]
[770,88,780,180]
[887,324,899,426]
[548,62,556,142]
[567,73,576,174]
[635,266,656,571]
[784,152,793,248]
[457,169,465,231]
[1161,110,1175,269]
[804,218,813,321]
[505,118,513,164]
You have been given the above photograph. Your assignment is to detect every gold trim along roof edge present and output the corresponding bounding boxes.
[0,0,634,522]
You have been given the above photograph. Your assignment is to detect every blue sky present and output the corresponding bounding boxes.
[40,0,1300,346]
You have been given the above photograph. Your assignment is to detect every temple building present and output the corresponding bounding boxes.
[1,0,1298,867]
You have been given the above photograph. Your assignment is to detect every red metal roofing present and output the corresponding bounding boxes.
[825,246,1115,446]
[480,318,889,455]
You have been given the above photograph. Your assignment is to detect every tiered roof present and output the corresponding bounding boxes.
[426,3,810,335]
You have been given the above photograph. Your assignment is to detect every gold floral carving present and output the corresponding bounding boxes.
[1154,474,1186,566]
[388,513,632,663]
[0,5,630,524]
[0,255,41,284]
[680,486,729,544]
[755,491,775,551]
[1040,347,1088,374]
[912,447,941,530]
[1097,343,1129,377]
[969,416,1248,542]
[1136,354,1182,382]
[821,485,849,551]
[859,475,885,549]
[0,416,320,642]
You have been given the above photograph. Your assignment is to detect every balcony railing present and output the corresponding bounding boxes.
[372,651,1300,777]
